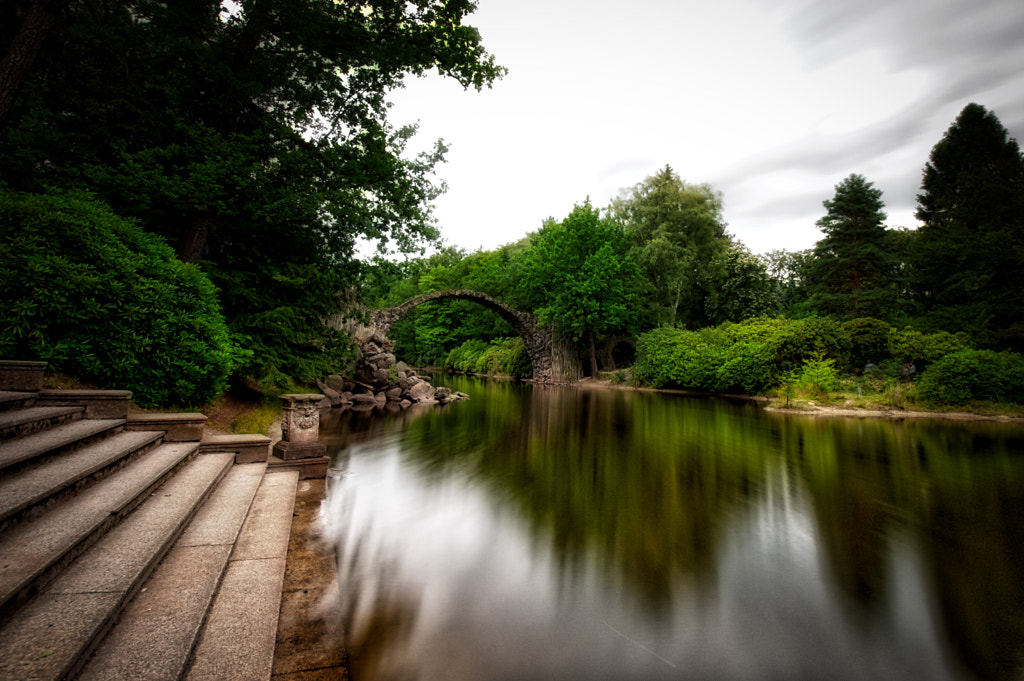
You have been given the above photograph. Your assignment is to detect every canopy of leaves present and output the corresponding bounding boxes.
[0,0,505,389]
[611,165,729,328]
[515,203,640,341]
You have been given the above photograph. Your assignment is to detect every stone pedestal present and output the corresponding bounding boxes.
[271,394,328,477]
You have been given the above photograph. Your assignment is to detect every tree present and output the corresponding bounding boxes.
[805,174,898,320]
[0,0,71,126]
[517,203,640,376]
[701,243,779,324]
[611,166,729,328]
[0,0,505,387]
[913,103,1024,349]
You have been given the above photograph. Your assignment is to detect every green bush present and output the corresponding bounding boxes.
[444,337,532,378]
[843,317,892,368]
[636,317,853,394]
[888,328,972,370]
[916,349,1024,405]
[0,189,241,406]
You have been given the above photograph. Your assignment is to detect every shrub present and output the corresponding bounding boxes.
[0,189,241,406]
[635,317,849,394]
[916,349,1024,405]
[889,328,972,370]
[444,337,531,378]
[843,317,892,368]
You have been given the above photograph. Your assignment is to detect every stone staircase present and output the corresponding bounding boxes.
[0,361,297,681]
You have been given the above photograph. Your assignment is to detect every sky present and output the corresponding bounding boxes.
[384,0,1024,257]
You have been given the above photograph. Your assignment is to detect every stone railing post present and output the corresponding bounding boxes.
[272,393,327,461]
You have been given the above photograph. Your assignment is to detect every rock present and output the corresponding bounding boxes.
[326,374,346,392]
[375,392,387,405]
[371,330,387,345]
[434,386,452,400]
[395,361,410,374]
[367,352,395,366]
[352,327,374,345]
[397,377,414,391]
[400,399,412,408]
[374,368,391,385]
[406,381,436,403]
[386,387,403,402]
[341,391,354,402]
[350,393,378,405]
[316,380,342,405]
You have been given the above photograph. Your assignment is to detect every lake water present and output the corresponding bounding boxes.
[318,375,1024,681]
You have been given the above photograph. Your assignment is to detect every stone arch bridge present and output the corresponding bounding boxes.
[368,289,581,383]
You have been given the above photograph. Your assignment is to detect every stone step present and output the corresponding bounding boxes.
[0,418,124,477]
[126,412,207,442]
[0,442,199,621]
[0,360,46,392]
[0,405,84,443]
[0,390,37,413]
[200,433,272,464]
[36,390,131,420]
[77,462,268,681]
[185,470,299,681]
[0,429,164,530]
[0,452,233,681]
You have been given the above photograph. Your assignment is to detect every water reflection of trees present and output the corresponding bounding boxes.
[325,377,1024,680]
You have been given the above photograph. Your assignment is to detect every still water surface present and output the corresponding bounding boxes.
[318,375,1024,681]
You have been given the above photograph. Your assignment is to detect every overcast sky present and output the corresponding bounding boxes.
[384,0,1024,257]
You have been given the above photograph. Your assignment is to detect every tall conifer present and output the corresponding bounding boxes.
[913,103,1024,348]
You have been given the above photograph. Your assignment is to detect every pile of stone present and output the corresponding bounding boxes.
[316,326,468,409]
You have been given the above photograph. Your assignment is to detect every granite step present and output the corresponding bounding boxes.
[0,442,200,621]
[0,390,37,412]
[0,452,233,681]
[185,470,299,681]
[77,462,268,681]
[0,429,164,530]
[0,405,84,442]
[0,418,124,476]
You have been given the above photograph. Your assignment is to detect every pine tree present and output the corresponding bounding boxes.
[806,174,898,320]
[913,103,1024,349]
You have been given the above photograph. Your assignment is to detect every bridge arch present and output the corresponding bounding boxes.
[368,289,580,383]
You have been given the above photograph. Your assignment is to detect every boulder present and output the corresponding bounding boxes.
[395,361,411,374]
[316,380,342,405]
[406,381,436,403]
[326,374,347,392]
[350,393,378,405]
[386,387,403,402]
[367,352,395,367]
[352,326,374,345]
[434,386,452,400]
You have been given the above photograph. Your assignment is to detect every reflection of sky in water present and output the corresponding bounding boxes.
[323,440,970,681]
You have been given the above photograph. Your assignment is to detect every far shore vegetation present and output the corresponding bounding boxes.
[1,4,1022,420]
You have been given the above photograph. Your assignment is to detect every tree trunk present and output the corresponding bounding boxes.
[588,330,599,378]
[0,0,71,127]
[177,213,214,263]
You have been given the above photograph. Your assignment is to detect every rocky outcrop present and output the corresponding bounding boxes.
[318,325,468,410]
